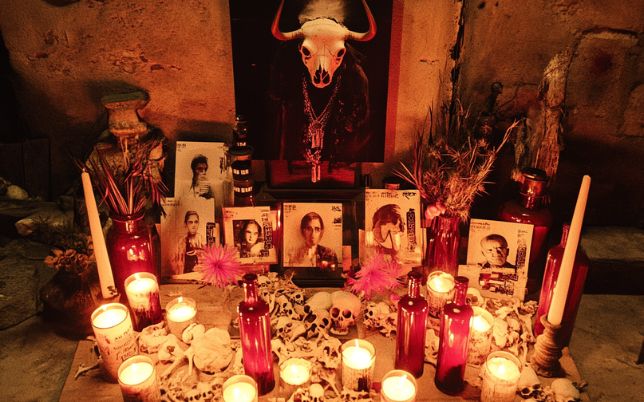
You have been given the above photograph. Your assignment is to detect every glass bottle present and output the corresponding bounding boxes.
[238,273,275,395]
[499,168,552,266]
[395,270,429,378]
[424,215,461,276]
[106,212,156,296]
[435,276,473,395]
[534,224,589,345]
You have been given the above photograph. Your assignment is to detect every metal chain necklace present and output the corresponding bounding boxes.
[302,75,340,182]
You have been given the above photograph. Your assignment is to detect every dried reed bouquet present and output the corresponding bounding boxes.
[396,102,518,221]
[81,139,167,217]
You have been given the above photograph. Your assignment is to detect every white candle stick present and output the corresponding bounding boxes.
[547,175,591,326]
[81,170,116,298]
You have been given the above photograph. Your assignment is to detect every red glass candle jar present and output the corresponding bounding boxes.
[424,215,461,276]
[534,224,589,345]
[435,276,473,395]
[395,270,429,378]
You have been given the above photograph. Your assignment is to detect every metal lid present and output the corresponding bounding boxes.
[520,167,548,197]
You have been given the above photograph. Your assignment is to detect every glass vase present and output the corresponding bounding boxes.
[238,273,275,395]
[435,276,472,395]
[534,224,589,346]
[424,215,461,276]
[395,270,429,378]
[106,213,156,296]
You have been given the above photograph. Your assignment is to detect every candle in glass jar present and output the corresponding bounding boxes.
[165,296,197,337]
[118,355,160,401]
[280,358,311,386]
[480,351,521,402]
[222,375,258,402]
[91,303,138,382]
[427,271,455,317]
[468,306,494,365]
[124,272,163,331]
[381,370,417,402]
[341,339,375,392]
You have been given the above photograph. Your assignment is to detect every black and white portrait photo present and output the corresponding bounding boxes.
[283,202,343,268]
[464,219,534,300]
[362,189,422,267]
[223,206,278,265]
[174,141,232,214]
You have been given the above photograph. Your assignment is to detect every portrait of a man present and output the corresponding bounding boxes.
[371,204,404,258]
[479,234,516,269]
[173,210,204,275]
[283,203,343,268]
[184,154,214,200]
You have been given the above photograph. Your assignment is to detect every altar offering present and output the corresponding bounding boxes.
[117,355,161,401]
[468,306,494,365]
[341,339,375,392]
[165,296,197,337]
[381,369,417,402]
[124,272,163,331]
[222,375,258,402]
[427,271,455,317]
[91,303,138,381]
[480,351,521,402]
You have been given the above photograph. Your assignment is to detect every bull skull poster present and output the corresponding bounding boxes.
[230,0,393,185]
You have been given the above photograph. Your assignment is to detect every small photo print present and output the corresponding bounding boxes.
[282,203,343,268]
[175,141,233,215]
[362,189,422,265]
[223,206,278,265]
[465,218,534,300]
[159,197,217,282]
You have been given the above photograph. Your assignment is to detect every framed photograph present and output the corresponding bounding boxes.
[158,197,218,283]
[230,0,394,186]
[223,206,278,265]
[463,218,534,300]
[282,202,343,268]
[174,141,232,215]
[361,189,422,266]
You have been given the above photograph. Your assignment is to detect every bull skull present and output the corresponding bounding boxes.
[272,0,376,88]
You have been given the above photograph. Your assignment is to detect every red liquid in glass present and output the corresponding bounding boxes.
[238,273,275,395]
[435,276,472,395]
[535,225,589,345]
[395,270,429,377]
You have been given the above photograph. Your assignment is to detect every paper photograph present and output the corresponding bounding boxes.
[223,206,278,265]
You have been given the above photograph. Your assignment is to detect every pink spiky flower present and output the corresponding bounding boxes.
[347,253,404,300]
[200,245,244,288]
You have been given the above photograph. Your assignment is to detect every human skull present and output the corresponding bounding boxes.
[288,289,306,305]
[318,337,342,369]
[275,316,294,341]
[551,378,580,402]
[305,291,333,314]
[276,294,300,320]
[363,301,391,328]
[329,291,361,335]
[306,309,332,339]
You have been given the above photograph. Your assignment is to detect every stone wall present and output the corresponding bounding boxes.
[1,0,642,226]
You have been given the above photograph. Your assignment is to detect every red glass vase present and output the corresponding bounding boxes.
[534,224,589,345]
[395,270,429,378]
[435,276,473,395]
[499,168,552,267]
[238,273,275,395]
[106,213,156,296]
[425,215,461,276]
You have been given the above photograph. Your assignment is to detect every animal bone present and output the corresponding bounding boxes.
[192,328,234,374]
[139,322,169,353]
[551,378,580,402]
[181,323,206,345]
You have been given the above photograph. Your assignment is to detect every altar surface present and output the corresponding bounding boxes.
[58,284,589,401]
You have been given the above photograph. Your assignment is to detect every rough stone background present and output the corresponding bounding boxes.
[0,0,642,226]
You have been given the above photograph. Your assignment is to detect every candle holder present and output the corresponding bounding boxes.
[118,355,161,401]
[222,375,258,402]
[279,358,311,398]
[480,351,521,402]
[165,297,197,337]
[91,303,139,382]
[124,272,163,331]
[381,369,417,402]
[426,271,455,318]
[467,306,494,365]
[531,315,564,377]
[341,339,376,392]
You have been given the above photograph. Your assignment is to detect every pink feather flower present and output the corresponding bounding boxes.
[200,245,244,288]
[347,253,404,300]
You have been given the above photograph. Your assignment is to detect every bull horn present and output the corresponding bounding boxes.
[346,0,377,41]
[271,0,303,41]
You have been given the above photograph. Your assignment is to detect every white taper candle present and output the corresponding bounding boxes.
[82,170,116,298]
[547,175,591,326]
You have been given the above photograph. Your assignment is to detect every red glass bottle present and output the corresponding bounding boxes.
[106,213,156,296]
[424,215,461,276]
[534,224,589,345]
[238,273,275,395]
[499,168,552,266]
[395,270,429,378]
[435,276,473,395]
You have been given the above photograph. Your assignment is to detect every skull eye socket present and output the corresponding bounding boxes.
[342,309,352,318]
[330,307,340,318]
[336,48,345,58]
[301,45,311,57]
